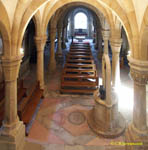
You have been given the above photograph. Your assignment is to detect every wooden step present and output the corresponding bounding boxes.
[62,69,97,76]
[60,88,96,94]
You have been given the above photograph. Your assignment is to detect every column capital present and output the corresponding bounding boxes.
[102,29,110,41]
[128,56,148,85]
[1,56,22,82]
[110,38,122,53]
[34,35,47,52]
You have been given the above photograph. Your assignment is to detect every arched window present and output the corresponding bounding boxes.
[74,12,87,29]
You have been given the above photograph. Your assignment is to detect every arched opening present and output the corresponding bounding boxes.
[0,1,140,149]
[18,2,132,138]
[74,12,87,29]
[19,19,37,78]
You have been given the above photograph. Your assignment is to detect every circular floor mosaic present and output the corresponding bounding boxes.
[68,111,86,125]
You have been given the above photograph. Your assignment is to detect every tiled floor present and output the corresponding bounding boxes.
[24,40,133,150]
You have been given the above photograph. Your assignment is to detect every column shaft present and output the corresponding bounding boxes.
[133,82,147,131]
[110,38,122,87]
[128,56,148,133]
[0,57,25,150]
[49,28,56,73]
[57,27,62,55]
[4,80,18,126]
[35,36,47,89]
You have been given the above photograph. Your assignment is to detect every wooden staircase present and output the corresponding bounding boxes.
[60,42,98,94]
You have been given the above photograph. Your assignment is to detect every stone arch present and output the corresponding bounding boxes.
[14,0,135,59]
[42,0,132,45]
[33,11,42,36]
[140,6,148,60]
[43,1,112,34]
[0,1,11,58]
[12,0,48,57]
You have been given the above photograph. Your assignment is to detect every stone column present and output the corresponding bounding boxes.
[71,18,74,39]
[49,27,56,73]
[0,57,25,150]
[102,30,110,54]
[34,35,47,89]
[126,56,148,150]
[88,54,125,138]
[56,27,62,57]
[110,38,122,88]
[88,19,92,38]
[62,25,66,49]
[98,35,103,60]
[95,29,99,49]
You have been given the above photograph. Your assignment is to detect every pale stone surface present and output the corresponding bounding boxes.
[24,141,44,150]
[35,35,47,89]
[110,38,122,88]
[65,145,85,150]
[126,56,148,150]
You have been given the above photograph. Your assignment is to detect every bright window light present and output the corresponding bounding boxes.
[74,12,87,29]
[115,83,133,111]
[20,48,24,56]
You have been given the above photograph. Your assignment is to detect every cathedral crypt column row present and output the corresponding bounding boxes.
[126,57,148,150]
[0,57,25,150]
[49,27,56,73]
[35,35,47,89]
[110,38,122,88]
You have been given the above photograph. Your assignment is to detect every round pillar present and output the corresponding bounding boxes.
[62,25,67,49]
[56,27,62,57]
[34,35,47,89]
[49,27,56,73]
[110,38,122,88]
[126,56,148,150]
[0,57,25,150]
[88,54,125,138]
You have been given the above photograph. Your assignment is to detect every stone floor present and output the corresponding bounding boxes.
[24,39,133,150]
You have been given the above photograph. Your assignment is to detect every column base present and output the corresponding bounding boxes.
[125,124,148,150]
[88,97,125,138]
[0,121,25,150]
[39,82,44,90]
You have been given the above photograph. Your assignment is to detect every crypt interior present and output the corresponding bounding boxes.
[0,0,148,150]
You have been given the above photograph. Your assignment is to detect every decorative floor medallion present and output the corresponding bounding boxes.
[68,111,86,125]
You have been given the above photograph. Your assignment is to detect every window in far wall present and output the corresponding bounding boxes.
[74,12,87,29]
